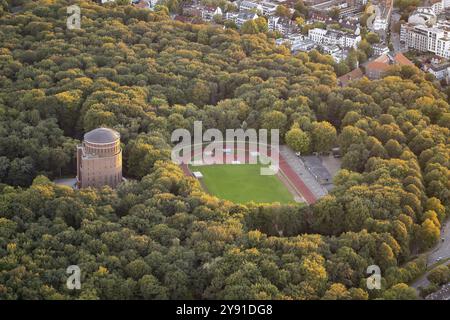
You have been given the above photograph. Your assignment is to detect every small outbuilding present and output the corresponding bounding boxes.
[192,171,203,179]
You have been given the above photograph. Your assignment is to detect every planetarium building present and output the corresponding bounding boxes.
[76,127,122,188]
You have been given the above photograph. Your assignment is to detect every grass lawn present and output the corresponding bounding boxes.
[190,164,294,204]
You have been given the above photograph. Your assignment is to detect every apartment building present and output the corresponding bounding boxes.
[201,6,223,21]
[419,0,450,14]
[401,22,450,58]
[239,0,277,16]
[431,0,444,14]
[426,62,450,79]
[226,11,259,27]
[308,28,361,48]
[436,33,450,58]
[429,0,450,14]
[373,43,390,56]
[401,24,430,51]
[239,0,263,12]
[308,28,327,43]
[268,16,298,35]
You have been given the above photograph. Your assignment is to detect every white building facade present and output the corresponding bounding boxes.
[308,28,361,48]
[401,23,450,59]
[226,11,259,27]
[202,7,223,21]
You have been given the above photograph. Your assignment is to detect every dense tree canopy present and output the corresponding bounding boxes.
[0,0,448,300]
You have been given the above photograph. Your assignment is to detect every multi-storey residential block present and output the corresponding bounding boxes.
[414,0,450,15]
[260,1,277,15]
[436,34,450,58]
[308,28,327,43]
[428,0,450,14]
[239,0,263,12]
[401,24,430,51]
[372,43,390,56]
[226,11,259,27]
[201,6,223,21]
[431,0,444,14]
[292,39,317,52]
[426,62,450,79]
[276,34,317,52]
[239,0,277,16]
[268,16,298,35]
[308,28,361,48]
[401,22,450,58]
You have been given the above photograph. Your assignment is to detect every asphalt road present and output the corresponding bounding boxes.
[428,222,450,264]
[411,221,450,290]
[389,10,405,53]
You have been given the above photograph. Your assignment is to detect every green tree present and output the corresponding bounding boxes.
[366,32,380,44]
[322,283,351,300]
[275,5,291,18]
[139,275,169,299]
[427,265,450,285]
[241,20,260,34]
[382,283,418,300]
[285,126,311,154]
[328,7,340,20]
[417,219,440,251]
[311,121,337,153]
[261,111,288,134]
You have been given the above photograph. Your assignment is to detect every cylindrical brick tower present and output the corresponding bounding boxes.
[76,127,122,188]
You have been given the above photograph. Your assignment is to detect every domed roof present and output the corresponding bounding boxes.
[84,127,120,144]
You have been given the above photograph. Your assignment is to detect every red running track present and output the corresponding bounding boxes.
[278,153,316,205]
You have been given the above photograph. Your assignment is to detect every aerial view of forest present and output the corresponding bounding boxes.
[0,0,448,301]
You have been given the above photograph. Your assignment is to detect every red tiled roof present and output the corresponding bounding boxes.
[365,61,391,72]
[338,68,364,86]
[394,52,415,66]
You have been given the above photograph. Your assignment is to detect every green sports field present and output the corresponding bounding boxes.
[190,164,294,204]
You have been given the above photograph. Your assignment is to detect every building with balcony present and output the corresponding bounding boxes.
[401,22,450,58]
